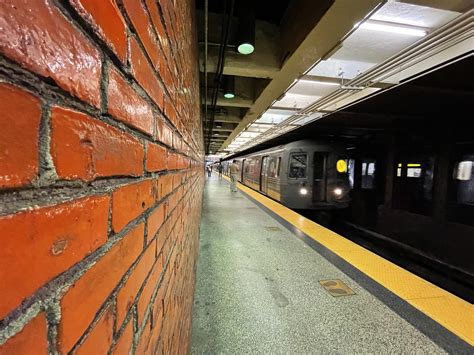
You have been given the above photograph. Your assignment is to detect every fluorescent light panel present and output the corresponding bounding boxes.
[298,79,340,86]
[359,21,426,37]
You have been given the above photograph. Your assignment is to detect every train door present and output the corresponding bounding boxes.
[313,153,327,202]
[260,156,269,193]
[241,159,246,182]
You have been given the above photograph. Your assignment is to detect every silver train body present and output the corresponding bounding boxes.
[222,140,351,210]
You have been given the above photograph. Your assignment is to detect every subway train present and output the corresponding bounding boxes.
[222,140,351,210]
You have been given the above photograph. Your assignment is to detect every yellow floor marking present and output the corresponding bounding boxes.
[225,178,474,345]
[408,296,474,344]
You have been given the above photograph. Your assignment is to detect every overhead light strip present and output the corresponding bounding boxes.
[358,21,427,37]
[298,79,340,86]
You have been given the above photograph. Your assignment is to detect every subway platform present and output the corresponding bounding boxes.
[191,174,473,353]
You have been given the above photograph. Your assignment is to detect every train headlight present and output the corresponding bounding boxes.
[334,188,343,196]
[300,187,308,195]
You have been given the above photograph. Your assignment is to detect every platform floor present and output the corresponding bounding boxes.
[190,174,470,353]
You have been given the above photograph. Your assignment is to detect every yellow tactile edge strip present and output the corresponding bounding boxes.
[220,175,474,345]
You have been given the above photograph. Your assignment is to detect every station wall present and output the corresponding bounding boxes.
[0,0,203,353]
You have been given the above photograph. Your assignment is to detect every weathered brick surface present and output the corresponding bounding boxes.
[59,224,144,353]
[130,37,164,110]
[112,319,133,355]
[0,0,102,107]
[0,195,109,320]
[148,204,166,239]
[112,179,158,233]
[107,66,154,136]
[0,83,41,189]
[0,0,203,353]
[70,0,127,62]
[146,142,168,172]
[115,239,156,327]
[0,313,48,354]
[75,305,114,355]
[51,107,144,181]
[123,0,161,69]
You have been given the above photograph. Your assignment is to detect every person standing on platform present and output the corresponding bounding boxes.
[218,162,223,179]
[206,164,212,177]
[229,160,239,192]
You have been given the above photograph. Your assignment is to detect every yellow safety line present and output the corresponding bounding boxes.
[219,175,474,345]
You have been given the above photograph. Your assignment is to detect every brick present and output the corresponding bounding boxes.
[112,180,158,233]
[135,315,152,355]
[123,0,161,68]
[129,37,164,109]
[76,305,113,355]
[0,313,48,354]
[159,174,173,197]
[112,319,133,355]
[0,83,41,188]
[70,0,127,62]
[50,107,144,181]
[145,0,170,56]
[156,117,173,146]
[172,172,182,189]
[0,0,101,107]
[107,67,154,135]
[116,239,156,327]
[151,281,165,330]
[59,224,144,353]
[146,143,167,172]
[167,153,178,170]
[137,256,164,324]
[164,95,178,126]
[0,195,109,319]
[147,204,166,239]
[156,217,170,255]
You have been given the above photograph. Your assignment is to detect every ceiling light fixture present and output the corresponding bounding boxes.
[237,0,255,55]
[298,79,340,86]
[359,21,426,37]
[223,76,235,99]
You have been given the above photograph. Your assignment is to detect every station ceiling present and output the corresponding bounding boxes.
[197,0,473,156]
[230,54,474,156]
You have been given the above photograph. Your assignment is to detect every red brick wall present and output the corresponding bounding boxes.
[0,0,203,353]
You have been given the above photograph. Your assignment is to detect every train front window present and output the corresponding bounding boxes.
[289,153,307,178]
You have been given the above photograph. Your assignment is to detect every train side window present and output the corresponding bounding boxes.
[289,153,307,178]
[361,159,376,189]
[407,163,422,178]
[453,159,474,205]
[268,158,276,177]
[276,157,281,177]
[267,157,280,178]
[393,156,434,215]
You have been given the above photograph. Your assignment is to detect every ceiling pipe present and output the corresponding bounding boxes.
[206,0,235,153]
[204,0,208,151]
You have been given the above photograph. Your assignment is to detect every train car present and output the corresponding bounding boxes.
[224,140,351,210]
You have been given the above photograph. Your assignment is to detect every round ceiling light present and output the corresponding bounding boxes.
[237,42,254,55]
